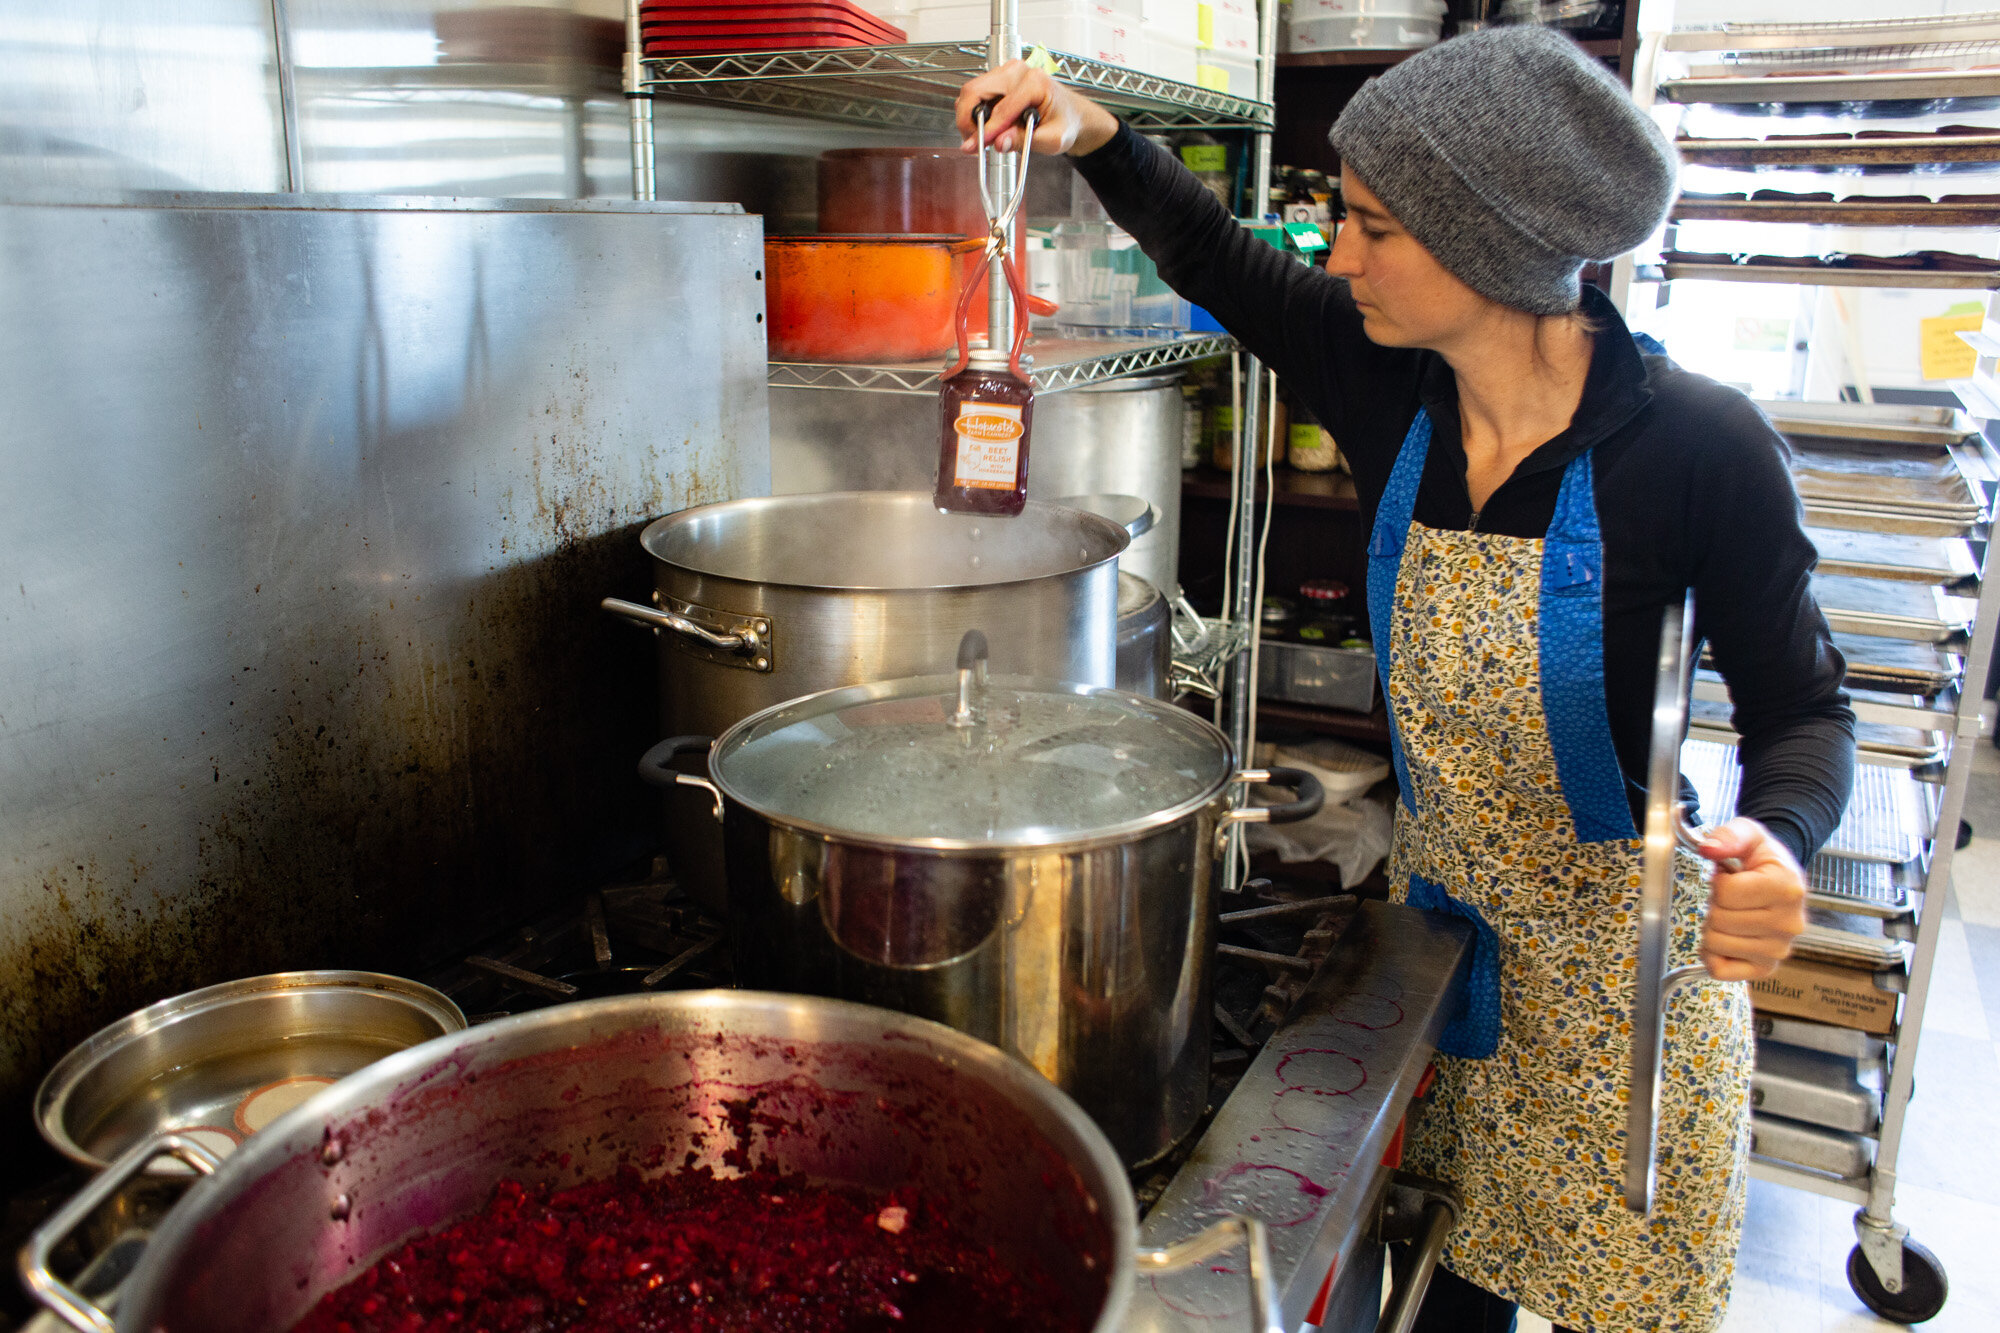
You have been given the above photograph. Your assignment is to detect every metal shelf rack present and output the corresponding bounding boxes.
[635,41,1272,132]
[769,332,1235,395]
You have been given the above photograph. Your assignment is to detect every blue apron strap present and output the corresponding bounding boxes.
[1405,875,1502,1058]
[1366,411,1430,818]
[1537,448,1638,843]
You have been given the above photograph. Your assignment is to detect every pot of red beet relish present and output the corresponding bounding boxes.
[30,992,1132,1333]
[642,631,1324,1168]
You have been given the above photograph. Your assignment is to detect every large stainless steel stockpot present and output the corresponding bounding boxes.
[604,491,1129,909]
[1115,571,1172,700]
[642,639,1322,1165]
[21,992,1284,1333]
[1029,374,1186,597]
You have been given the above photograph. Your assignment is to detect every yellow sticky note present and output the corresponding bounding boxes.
[1919,312,1984,381]
[1025,44,1056,74]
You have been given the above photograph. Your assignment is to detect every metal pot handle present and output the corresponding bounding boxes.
[20,1132,222,1333]
[1136,1213,1283,1333]
[601,597,763,657]
[1053,492,1158,540]
[1221,766,1326,827]
[637,735,724,823]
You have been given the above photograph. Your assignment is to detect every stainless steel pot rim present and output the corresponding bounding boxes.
[35,970,468,1168]
[136,989,1140,1329]
[706,671,1239,852]
[638,492,1129,593]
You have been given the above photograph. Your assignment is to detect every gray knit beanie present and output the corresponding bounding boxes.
[1328,26,1678,315]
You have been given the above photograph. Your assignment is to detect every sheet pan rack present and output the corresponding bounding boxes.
[1638,199,2000,1305]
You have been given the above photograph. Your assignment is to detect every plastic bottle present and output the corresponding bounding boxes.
[936,348,1033,516]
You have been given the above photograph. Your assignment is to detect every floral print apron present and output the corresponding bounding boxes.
[1366,412,1753,1333]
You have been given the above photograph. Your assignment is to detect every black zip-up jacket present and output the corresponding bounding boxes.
[1076,124,1855,861]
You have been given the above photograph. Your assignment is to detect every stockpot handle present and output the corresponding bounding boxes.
[20,1132,222,1333]
[1221,766,1325,827]
[601,597,759,656]
[1136,1213,1284,1333]
[637,735,725,823]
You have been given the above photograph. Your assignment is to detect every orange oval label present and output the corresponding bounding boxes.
[958,413,1023,444]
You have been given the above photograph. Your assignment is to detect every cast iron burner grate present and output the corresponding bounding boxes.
[423,861,731,1022]
[1131,881,1361,1212]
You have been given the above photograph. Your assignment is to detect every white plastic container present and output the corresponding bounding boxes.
[1287,0,1444,16]
[1198,3,1260,57]
[1194,49,1259,95]
[855,0,921,25]
[1141,0,1201,37]
[1285,11,1441,50]
[915,0,1137,62]
[1143,24,1201,81]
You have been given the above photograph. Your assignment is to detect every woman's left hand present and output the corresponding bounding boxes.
[1695,817,1809,982]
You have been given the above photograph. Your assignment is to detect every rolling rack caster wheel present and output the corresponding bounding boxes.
[1847,1238,1948,1325]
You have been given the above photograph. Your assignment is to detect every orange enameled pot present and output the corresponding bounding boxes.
[764,234,987,363]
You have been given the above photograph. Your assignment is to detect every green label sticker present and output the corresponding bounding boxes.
[1181,144,1228,173]
[1283,221,1328,252]
[1298,625,1326,641]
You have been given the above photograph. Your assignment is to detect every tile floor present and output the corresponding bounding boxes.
[1519,744,2000,1332]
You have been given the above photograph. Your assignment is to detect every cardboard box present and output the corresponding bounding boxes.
[1750,956,1899,1036]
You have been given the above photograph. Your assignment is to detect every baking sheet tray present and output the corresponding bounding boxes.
[1788,410,1969,451]
[1680,737,1928,865]
[1831,633,1963,696]
[1751,1112,1874,1181]
[1791,444,1982,520]
[1687,698,1945,764]
[1807,527,1978,585]
[1803,502,1979,538]
[1795,906,1909,970]
[1813,574,1972,643]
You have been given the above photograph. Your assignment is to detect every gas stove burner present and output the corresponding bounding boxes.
[426,868,729,1022]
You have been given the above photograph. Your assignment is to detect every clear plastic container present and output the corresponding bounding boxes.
[1053,221,1191,338]
[1284,12,1441,51]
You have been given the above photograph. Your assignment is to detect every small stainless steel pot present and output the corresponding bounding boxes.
[36,971,465,1173]
[602,491,1132,910]
[641,642,1323,1165]
[23,992,1285,1333]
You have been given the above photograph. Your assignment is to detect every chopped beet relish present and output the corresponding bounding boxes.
[291,1167,1089,1333]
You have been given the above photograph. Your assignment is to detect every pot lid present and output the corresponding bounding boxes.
[712,633,1233,849]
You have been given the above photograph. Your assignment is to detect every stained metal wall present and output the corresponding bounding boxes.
[0,192,769,1178]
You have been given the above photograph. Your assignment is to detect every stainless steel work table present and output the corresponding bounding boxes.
[1127,900,1474,1332]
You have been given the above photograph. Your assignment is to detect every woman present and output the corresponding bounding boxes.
[958,26,1852,1333]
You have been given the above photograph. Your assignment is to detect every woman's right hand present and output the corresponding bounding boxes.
[956,60,1121,158]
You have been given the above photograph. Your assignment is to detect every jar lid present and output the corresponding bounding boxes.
[710,655,1234,849]
[1299,579,1349,604]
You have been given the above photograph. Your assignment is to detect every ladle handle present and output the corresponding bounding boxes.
[20,1133,221,1333]
[1135,1214,1284,1333]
